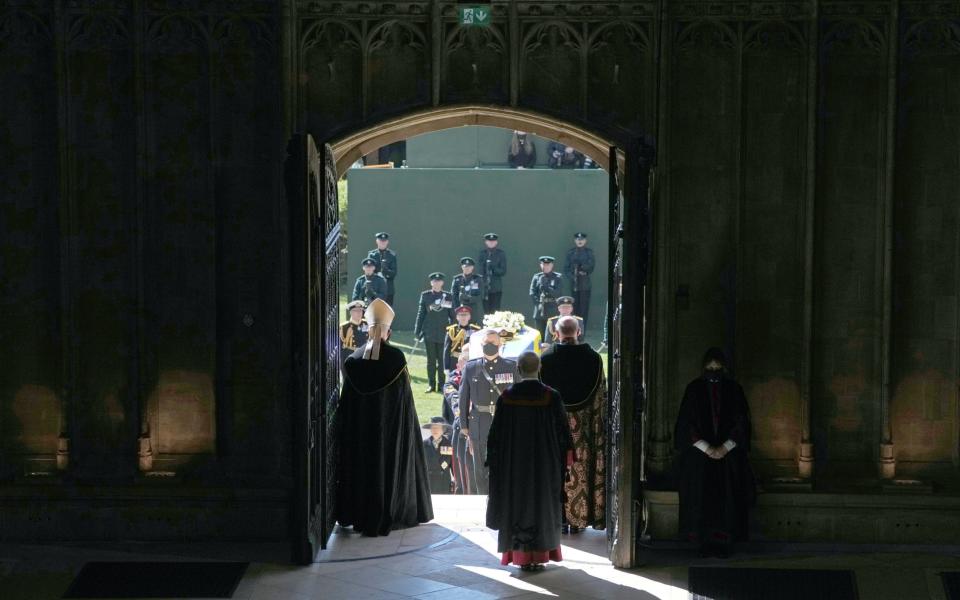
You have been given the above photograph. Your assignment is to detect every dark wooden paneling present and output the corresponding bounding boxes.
[586,21,651,133]
[211,16,284,473]
[366,20,430,119]
[738,22,807,470]
[143,15,216,458]
[300,20,362,140]
[813,18,887,469]
[668,20,739,415]
[442,23,509,104]
[520,21,583,118]
[0,8,61,474]
[890,19,960,470]
[65,11,137,478]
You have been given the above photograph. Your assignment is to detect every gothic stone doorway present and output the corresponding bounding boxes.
[288,106,654,568]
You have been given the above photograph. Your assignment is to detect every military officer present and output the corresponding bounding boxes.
[422,417,455,495]
[368,232,398,306]
[451,257,485,325]
[564,232,595,330]
[458,330,520,494]
[414,272,455,393]
[477,233,507,313]
[530,256,564,340]
[443,306,481,372]
[352,258,388,303]
[339,300,370,361]
[545,296,585,346]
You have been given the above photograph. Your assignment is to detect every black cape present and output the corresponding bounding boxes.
[540,342,603,409]
[673,375,754,542]
[335,343,434,536]
[485,379,573,553]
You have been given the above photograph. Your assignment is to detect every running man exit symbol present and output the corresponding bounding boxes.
[459,6,491,26]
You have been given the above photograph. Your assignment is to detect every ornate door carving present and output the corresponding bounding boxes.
[607,146,627,563]
[288,134,340,564]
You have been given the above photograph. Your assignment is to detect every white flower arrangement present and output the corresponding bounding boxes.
[482,311,528,336]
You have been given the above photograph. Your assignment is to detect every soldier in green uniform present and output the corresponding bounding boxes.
[368,232,398,306]
[352,258,388,303]
[545,296,584,346]
[477,233,507,314]
[530,256,564,340]
[339,300,370,362]
[451,257,485,325]
[414,272,455,393]
[443,306,481,372]
[564,232,595,331]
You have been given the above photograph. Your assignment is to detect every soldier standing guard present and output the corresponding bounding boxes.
[339,300,370,362]
[458,330,519,494]
[545,297,585,346]
[443,306,481,373]
[414,272,455,393]
[530,256,563,340]
[451,257,486,325]
[564,232,595,331]
[352,258,388,303]
[368,232,398,306]
[478,233,507,313]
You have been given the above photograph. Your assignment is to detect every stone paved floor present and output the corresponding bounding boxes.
[2,494,960,599]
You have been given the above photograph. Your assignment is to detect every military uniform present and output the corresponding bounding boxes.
[458,355,520,494]
[564,235,595,330]
[414,275,455,391]
[546,315,585,345]
[422,418,454,495]
[451,258,486,324]
[478,233,507,313]
[352,272,388,303]
[442,368,469,494]
[443,321,481,371]
[339,315,370,363]
[368,233,398,305]
[530,257,564,340]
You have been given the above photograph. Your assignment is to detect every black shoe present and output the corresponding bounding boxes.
[568,526,582,534]
[561,524,570,534]
[715,546,731,559]
[697,545,711,558]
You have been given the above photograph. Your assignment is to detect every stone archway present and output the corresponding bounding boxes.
[328,104,625,176]
[291,106,652,568]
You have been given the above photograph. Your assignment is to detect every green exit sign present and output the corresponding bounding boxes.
[459,5,492,26]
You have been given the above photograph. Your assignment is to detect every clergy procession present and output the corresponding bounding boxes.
[335,230,753,571]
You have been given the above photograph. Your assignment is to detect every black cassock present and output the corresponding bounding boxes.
[335,343,434,536]
[485,380,573,554]
[422,435,454,495]
[673,375,754,543]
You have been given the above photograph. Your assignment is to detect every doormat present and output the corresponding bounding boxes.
[62,561,248,598]
[688,567,858,600]
[942,572,960,600]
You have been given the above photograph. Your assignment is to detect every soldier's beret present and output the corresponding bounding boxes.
[346,300,365,310]
[573,232,588,239]
[361,258,377,267]
[429,272,445,281]
[557,296,574,305]
[539,256,555,263]
[483,233,499,241]
[460,257,476,266]
[375,232,389,240]
[455,305,473,314]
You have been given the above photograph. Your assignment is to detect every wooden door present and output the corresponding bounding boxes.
[289,134,341,564]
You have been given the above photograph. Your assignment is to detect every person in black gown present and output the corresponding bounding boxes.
[421,417,454,495]
[335,299,434,536]
[673,347,754,557]
[486,352,573,571]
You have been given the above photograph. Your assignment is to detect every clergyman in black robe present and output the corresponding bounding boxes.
[335,299,434,536]
[673,347,754,557]
[540,316,606,532]
[486,352,574,571]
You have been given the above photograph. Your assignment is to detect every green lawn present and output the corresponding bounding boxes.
[389,329,608,425]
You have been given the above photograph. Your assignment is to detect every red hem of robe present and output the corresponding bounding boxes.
[501,547,563,566]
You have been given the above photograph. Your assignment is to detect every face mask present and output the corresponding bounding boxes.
[704,369,722,382]
[483,343,499,356]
